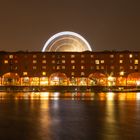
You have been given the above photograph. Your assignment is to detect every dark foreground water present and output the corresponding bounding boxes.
[0,92,140,140]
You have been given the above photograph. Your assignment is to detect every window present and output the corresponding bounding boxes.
[33,55,37,58]
[91,55,94,58]
[52,60,55,64]
[96,66,99,70]
[23,72,28,76]
[9,55,13,59]
[15,66,18,70]
[62,60,65,63]
[81,72,85,76]
[110,54,114,58]
[101,66,104,69]
[52,55,55,58]
[33,60,37,64]
[56,66,60,70]
[130,60,133,63]
[62,66,65,69]
[129,54,133,58]
[135,65,138,70]
[120,66,123,70]
[62,55,65,58]
[81,66,85,69]
[119,60,123,63]
[72,66,75,69]
[130,66,133,70]
[135,59,138,64]
[95,60,99,64]
[119,54,123,58]
[120,71,124,76]
[71,55,75,58]
[42,72,46,76]
[14,60,18,63]
[71,72,75,76]
[110,66,114,69]
[42,66,46,69]
[42,60,46,64]
[101,60,104,64]
[81,60,85,63]
[81,55,85,58]
[71,60,75,63]
[4,60,8,64]
[90,66,94,70]
[42,55,46,58]
[33,66,37,70]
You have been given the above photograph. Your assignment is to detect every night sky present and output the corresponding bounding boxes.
[0,0,140,52]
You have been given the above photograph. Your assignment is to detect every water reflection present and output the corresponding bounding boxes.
[1,92,140,101]
[0,92,140,139]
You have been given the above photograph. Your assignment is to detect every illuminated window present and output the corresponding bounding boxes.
[52,55,55,58]
[62,66,65,69]
[33,60,37,64]
[42,55,46,58]
[62,55,65,58]
[110,66,114,69]
[42,66,46,69]
[33,66,37,70]
[110,54,114,58]
[119,60,123,63]
[96,66,99,70]
[81,54,85,58]
[56,66,60,70]
[57,60,60,64]
[135,59,138,64]
[62,60,65,63]
[129,54,133,58]
[71,55,75,58]
[91,55,94,58]
[81,66,85,69]
[42,60,46,64]
[33,55,37,58]
[81,60,85,63]
[9,55,13,59]
[120,71,124,76]
[52,60,55,64]
[72,66,75,69]
[101,66,104,69]
[81,72,85,76]
[130,60,133,63]
[120,66,123,70]
[95,60,99,64]
[15,66,18,70]
[42,72,46,76]
[71,60,75,63]
[119,54,123,58]
[71,72,75,76]
[135,65,138,70]
[130,66,133,69]
[101,60,104,64]
[4,60,8,64]
[23,72,28,76]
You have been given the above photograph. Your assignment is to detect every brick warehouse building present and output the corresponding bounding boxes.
[0,51,140,87]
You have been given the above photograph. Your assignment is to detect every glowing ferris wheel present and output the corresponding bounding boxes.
[42,31,92,52]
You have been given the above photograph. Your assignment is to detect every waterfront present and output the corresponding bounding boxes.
[0,92,140,140]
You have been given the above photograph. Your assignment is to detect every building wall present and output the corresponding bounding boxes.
[0,51,140,86]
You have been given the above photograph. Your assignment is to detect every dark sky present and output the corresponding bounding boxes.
[0,0,140,51]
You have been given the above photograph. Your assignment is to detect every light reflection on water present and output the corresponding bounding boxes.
[0,92,140,139]
[0,92,140,101]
